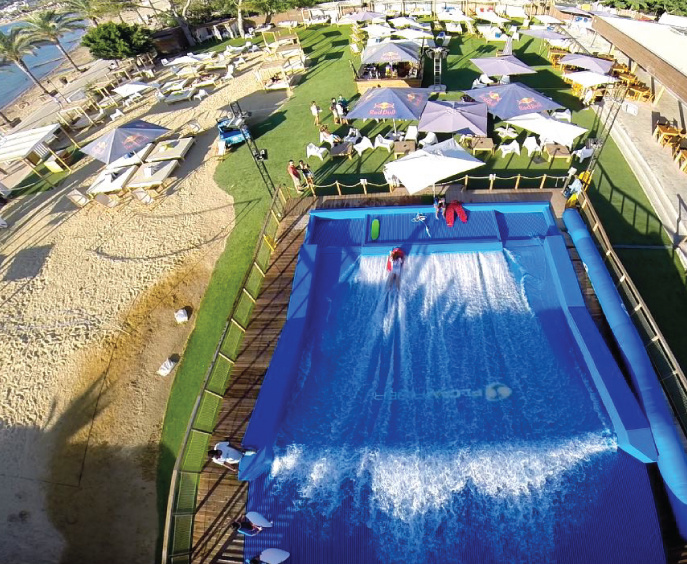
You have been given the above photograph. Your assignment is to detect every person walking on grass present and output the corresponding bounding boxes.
[299,160,314,191]
[287,159,303,193]
[310,101,321,125]
[330,98,340,124]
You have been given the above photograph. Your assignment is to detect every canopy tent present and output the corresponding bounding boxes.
[81,120,169,164]
[394,27,434,40]
[383,138,485,194]
[0,123,76,180]
[361,41,421,64]
[563,70,618,88]
[477,11,509,24]
[113,81,157,97]
[389,16,420,28]
[534,14,562,25]
[521,28,567,41]
[559,53,615,74]
[437,10,473,22]
[462,82,563,119]
[470,55,535,76]
[418,100,488,135]
[362,24,397,37]
[339,10,386,24]
[505,112,587,147]
[347,87,430,120]
[505,5,528,18]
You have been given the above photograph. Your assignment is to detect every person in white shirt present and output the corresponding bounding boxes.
[208,442,244,472]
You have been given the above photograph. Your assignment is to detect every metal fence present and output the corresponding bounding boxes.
[576,191,687,436]
[161,186,288,564]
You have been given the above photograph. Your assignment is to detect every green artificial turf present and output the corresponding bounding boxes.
[156,23,687,558]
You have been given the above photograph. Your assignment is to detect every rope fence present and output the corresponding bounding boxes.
[308,173,569,196]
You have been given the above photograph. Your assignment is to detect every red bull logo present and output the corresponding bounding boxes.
[370,102,396,116]
[479,91,501,107]
[381,51,400,61]
[517,96,542,111]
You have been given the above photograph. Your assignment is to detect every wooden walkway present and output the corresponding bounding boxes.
[187,191,678,563]
[191,199,313,564]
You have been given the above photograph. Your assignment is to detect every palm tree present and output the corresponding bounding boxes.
[62,0,108,26]
[24,11,86,73]
[0,27,55,98]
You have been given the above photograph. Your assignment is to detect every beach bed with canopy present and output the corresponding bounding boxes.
[86,165,138,196]
[146,137,195,162]
[255,60,298,93]
[355,40,424,93]
[127,159,180,190]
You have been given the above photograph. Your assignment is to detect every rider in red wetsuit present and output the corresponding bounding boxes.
[386,248,405,290]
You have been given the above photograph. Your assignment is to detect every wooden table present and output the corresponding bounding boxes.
[468,137,494,156]
[617,72,637,85]
[393,140,416,158]
[543,143,572,163]
[628,85,651,102]
[330,142,353,159]
[653,124,680,146]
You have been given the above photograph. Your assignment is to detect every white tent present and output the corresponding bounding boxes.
[394,27,434,40]
[437,10,473,22]
[383,138,484,194]
[113,81,157,97]
[535,14,562,25]
[389,16,419,28]
[477,11,509,24]
[505,112,587,147]
[363,24,397,37]
[563,71,618,88]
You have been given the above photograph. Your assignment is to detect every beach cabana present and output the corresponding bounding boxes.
[558,54,614,74]
[356,41,423,93]
[505,112,587,147]
[347,87,430,130]
[470,55,535,77]
[383,138,484,193]
[418,100,488,136]
[462,82,563,120]
[0,124,76,181]
[81,120,169,164]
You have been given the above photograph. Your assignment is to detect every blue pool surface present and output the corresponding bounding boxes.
[239,203,666,563]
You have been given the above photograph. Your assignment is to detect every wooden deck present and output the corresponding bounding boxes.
[188,191,676,564]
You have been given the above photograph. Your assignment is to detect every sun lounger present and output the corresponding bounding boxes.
[87,165,138,195]
[127,159,180,189]
[165,88,197,104]
[160,78,191,94]
[146,137,195,162]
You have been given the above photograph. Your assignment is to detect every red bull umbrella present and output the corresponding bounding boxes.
[81,119,169,164]
[346,87,430,121]
[461,82,563,120]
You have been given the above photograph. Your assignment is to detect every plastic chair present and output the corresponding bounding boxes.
[319,131,341,148]
[193,89,209,101]
[354,136,374,156]
[405,125,419,142]
[472,79,486,89]
[374,134,394,152]
[306,143,328,160]
[66,189,89,208]
[499,140,521,157]
[522,136,541,156]
[419,132,438,147]
[110,109,125,121]
[499,74,511,84]
[572,146,594,161]
[479,73,493,85]
[552,108,572,122]
[495,126,518,139]
[344,128,361,144]
[132,188,154,204]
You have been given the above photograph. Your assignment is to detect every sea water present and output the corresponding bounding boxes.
[266,251,620,562]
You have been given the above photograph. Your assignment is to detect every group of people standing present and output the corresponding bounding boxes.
[285,95,351,193]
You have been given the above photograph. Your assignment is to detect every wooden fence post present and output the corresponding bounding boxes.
[361,178,368,195]
[514,174,521,190]
[488,174,495,191]
[539,174,547,189]
[311,184,317,197]
[335,181,342,196]
[464,175,469,189]
[388,182,394,193]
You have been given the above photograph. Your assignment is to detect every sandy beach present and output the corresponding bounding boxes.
[0,51,275,561]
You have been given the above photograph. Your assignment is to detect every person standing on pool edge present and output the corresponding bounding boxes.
[386,247,405,290]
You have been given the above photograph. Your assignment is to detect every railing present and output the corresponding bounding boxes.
[576,191,687,437]
[161,185,288,564]
[309,172,569,196]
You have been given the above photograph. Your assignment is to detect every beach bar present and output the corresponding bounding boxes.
[353,40,424,94]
